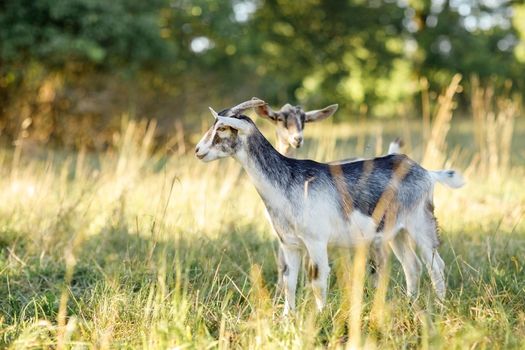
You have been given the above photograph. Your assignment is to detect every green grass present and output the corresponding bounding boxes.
[1,118,524,349]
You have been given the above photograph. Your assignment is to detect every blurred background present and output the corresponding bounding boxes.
[0,0,523,151]
[1,3,525,348]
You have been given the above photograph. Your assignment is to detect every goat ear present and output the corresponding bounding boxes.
[304,104,338,122]
[252,97,279,122]
[217,116,252,134]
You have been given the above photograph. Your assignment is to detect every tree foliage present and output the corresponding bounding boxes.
[0,0,170,70]
[0,0,523,146]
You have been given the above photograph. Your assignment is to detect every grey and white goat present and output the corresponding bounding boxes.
[195,99,464,314]
[252,98,404,288]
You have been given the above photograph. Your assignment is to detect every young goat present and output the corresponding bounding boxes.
[252,96,403,157]
[195,99,464,314]
[252,99,338,156]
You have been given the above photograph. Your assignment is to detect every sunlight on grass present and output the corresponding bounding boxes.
[0,92,524,348]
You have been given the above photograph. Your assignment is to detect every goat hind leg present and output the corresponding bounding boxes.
[389,230,422,298]
[407,210,446,300]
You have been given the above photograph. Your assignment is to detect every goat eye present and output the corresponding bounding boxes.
[217,126,227,132]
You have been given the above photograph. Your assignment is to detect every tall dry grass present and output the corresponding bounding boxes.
[470,77,520,178]
[0,79,524,349]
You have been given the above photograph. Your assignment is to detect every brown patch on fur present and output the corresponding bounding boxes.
[329,164,354,217]
[211,132,221,146]
[368,258,377,274]
[281,263,289,276]
[212,127,238,153]
[372,157,411,231]
[394,137,405,148]
[286,113,301,134]
[426,200,441,247]
[307,261,319,281]
[426,200,435,214]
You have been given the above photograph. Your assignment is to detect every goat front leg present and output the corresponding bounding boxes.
[281,245,301,316]
[305,242,330,312]
[265,208,287,291]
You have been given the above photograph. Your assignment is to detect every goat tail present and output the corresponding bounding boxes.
[387,137,404,155]
[429,170,465,189]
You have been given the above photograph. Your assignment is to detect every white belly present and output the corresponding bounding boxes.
[327,210,378,247]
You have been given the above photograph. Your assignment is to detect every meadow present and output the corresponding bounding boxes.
[1,88,524,349]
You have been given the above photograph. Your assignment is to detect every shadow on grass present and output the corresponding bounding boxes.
[0,222,278,339]
[1,223,524,347]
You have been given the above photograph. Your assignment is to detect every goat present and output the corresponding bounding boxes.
[252,98,338,156]
[252,96,403,158]
[195,99,464,314]
[252,97,405,289]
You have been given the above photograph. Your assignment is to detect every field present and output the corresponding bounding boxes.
[1,99,524,349]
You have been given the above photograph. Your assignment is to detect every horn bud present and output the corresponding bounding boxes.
[208,107,220,119]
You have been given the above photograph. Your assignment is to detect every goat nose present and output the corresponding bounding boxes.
[195,146,200,153]
[294,136,303,143]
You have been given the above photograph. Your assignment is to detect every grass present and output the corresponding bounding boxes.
[1,105,524,349]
